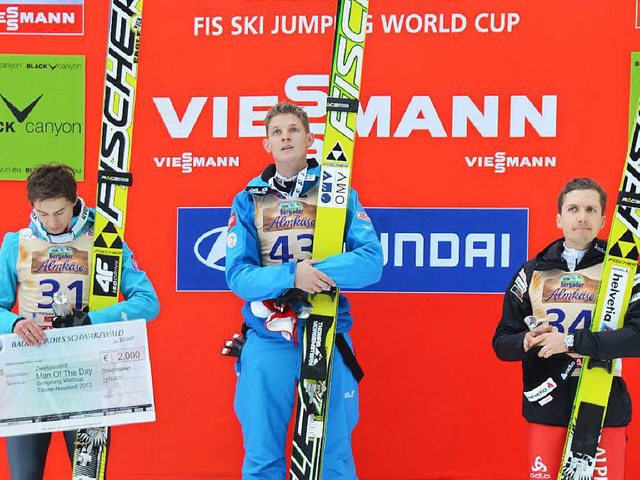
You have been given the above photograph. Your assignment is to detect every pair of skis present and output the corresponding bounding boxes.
[290,1,369,479]
[558,55,640,479]
[71,1,143,479]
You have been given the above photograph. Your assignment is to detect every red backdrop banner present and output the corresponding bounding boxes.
[1,1,639,478]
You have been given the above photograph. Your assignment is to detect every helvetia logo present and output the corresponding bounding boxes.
[600,267,628,330]
[524,377,557,402]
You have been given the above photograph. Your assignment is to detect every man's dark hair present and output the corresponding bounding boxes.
[557,178,607,213]
[264,101,310,135]
[27,164,77,204]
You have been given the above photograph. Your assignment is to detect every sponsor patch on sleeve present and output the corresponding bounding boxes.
[509,268,527,303]
[131,255,140,271]
[227,232,238,249]
[228,211,237,230]
[356,210,371,222]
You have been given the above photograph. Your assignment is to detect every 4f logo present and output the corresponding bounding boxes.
[94,255,119,297]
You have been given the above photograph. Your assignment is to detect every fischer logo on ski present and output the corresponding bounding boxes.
[72,2,144,480]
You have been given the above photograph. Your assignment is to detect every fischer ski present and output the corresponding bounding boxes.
[558,54,640,479]
[289,1,369,479]
[71,1,143,479]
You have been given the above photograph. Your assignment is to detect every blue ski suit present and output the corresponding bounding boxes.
[0,200,159,480]
[226,160,383,479]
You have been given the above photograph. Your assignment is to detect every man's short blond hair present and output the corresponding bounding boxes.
[264,102,310,135]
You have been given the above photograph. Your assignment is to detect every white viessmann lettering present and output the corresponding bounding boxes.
[466,153,557,173]
[152,74,558,141]
[153,153,240,173]
[0,7,76,32]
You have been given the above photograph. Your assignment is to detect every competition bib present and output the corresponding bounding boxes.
[16,228,92,328]
[253,187,318,266]
[529,265,621,376]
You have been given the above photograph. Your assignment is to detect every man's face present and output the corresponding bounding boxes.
[556,189,605,250]
[263,113,314,175]
[32,197,75,235]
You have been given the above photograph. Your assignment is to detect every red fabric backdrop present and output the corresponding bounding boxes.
[1,1,640,478]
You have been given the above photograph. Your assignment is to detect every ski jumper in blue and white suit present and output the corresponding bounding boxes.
[226,159,383,480]
[0,198,159,480]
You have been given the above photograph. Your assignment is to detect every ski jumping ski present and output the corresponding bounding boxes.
[559,54,640,480]
[71,2,143,479]
[290,1,369,479]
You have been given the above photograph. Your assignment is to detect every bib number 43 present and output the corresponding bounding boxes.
[269,233,313,264]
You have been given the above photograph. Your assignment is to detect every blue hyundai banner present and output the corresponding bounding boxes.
[177,208,229,292]
[366,208,528,293]
[176,207,528,293]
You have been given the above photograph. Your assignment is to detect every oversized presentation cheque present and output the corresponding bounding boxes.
[0,319,155,437]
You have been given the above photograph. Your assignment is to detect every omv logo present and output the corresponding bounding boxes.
[194,225,227,271]
[177,208,231,291]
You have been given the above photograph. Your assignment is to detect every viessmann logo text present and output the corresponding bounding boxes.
[0,1,84,35]
[153,73,558,170]
[176,207,528,293]
[154,74,557,141]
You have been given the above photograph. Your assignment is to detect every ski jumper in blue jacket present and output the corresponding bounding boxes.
[226,157,383,479]
[0,197,159,480]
